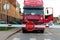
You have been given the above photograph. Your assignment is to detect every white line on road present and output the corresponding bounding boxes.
[13,38,20,40]
[44,39,51,40]
[30,38,36,40]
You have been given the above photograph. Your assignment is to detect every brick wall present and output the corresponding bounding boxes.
[7,0,16,6]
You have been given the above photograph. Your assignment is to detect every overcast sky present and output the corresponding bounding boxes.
[17,0,60,17]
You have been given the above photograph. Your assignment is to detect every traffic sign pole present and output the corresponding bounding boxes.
[3,3,10,24]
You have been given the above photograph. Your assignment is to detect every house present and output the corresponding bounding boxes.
[0,0,22,24]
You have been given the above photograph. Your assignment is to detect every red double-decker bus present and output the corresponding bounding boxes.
[22,0,53,33]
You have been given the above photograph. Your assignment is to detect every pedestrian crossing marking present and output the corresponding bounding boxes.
[13,38,20,40]
[30,38,36,40]
[44,39,51,40]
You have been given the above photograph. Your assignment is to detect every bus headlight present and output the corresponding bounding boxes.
[41,17,43,20]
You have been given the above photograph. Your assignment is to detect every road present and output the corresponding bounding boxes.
[7,28,60,40]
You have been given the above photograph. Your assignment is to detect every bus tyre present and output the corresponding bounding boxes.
[38,28,44,33]
[40,30,44,33]
[22,28,28,33]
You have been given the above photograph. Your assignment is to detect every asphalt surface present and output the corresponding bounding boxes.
[7,28,60,40]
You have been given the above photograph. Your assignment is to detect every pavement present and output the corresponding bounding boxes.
[0,28,21,40]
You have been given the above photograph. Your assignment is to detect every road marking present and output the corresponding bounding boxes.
[48,32,52,35]
[30,38,36,40]
[13,38,20,40]
[44,39,51,40]
[43,32,52,35]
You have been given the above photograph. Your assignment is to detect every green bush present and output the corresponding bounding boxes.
[0,27,16,31]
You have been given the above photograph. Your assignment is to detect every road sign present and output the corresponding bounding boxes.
[26,22,35,31]
[3,3,10,10]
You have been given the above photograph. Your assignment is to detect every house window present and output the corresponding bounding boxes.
[0,0,2,3]
[0,3,2,12]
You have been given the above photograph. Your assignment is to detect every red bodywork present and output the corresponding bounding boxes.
[23,15,44,24]
[24,0,43,6]
[45,14,53,23]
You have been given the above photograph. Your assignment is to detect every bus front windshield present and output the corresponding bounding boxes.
[24,8,44,15]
